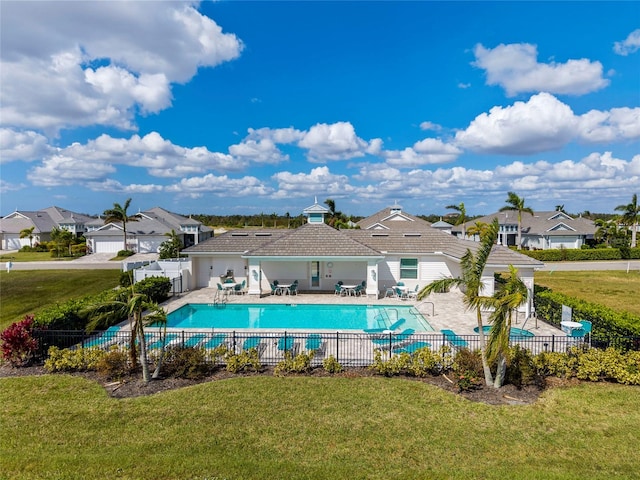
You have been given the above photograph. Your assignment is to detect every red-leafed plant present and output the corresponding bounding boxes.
[0,315,39,367]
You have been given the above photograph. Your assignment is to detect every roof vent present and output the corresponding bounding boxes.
[371,233,389,237]
[231,232,249,237]
[255,233,272,237]
[403,233,421,237]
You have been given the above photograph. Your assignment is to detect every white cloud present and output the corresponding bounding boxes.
[384,138,462,167]
[298,122,372,161]
[0,129,53,163]
[614,29,640,56]
[455,93,577,154]
[271,166,354,198]
[472,43,609,96]
[229,138,288,165]
[419,121,442,131]
[0,2,243,134]
[577,107,640,143]
[28,154,117,187]
[245,127,305,144]
[86,178,165,194]
[166,174,272,197]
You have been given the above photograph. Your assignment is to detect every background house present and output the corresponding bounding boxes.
[0,206,93,250]
[84,207,212,254]
[455,210,596,250]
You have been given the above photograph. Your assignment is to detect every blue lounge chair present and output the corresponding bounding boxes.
[83,325,121,348]
[364,318,406,334]
[277,336,295,352]
[441,329,468,348]
[183,333,207,348]
[393,341,431,354]
[203,333,227,349]
[305,334,323,351]
[148,332,178,350]
[371,328,415,346]
[242,336,262,351]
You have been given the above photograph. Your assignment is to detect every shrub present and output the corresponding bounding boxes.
[135,276,171,303]
[96,347,131,380]
[407,345,450,377]
[117,250,135,258]
[452,348,483,378]
[119,271,133,287]
[456,371,483,392]
[44,346,106,372]
[225,348,261,373]
[161,346,209,379]
[322,355,343,374]
[274,351,314,376]
[505,345,542,388]
[35,289,120,330]
[369,349,411,376]
[0,315,39,367]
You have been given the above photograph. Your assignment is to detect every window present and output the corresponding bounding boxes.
[400,258,418,279]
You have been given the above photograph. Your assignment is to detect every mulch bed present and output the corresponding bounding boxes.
[0,363,548,405]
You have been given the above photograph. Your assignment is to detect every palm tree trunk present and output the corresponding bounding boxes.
[493,356,507,388]
[476,307,494,386]
[632,222,637,248]
[138,328,150,383]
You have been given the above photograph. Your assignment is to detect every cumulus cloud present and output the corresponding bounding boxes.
[472,43,609,96]
[298,122,377,162]
[383,138,462,167]
[166,174,272,197]
[455,93,577,154]
[0,2,243,134]
[271,166,354,198]
[614,29,640,56]
[420,121,442,131]
[0,129,53,163]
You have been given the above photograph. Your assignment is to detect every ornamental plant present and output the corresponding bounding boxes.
[0,315,39,367]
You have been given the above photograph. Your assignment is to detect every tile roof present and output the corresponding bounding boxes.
[356,206,432,230]
[183,229,290,254]
[458,210,596,236]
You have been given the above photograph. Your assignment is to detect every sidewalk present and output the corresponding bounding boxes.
[3,252,158,271]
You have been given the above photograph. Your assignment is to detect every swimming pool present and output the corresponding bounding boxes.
[166,303,434,332]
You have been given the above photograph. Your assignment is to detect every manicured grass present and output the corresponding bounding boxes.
[1,375,638,479]
[535,270,640,317]
[0,270,121,330]
[0,251,74,262]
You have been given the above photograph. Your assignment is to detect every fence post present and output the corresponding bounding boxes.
[335,331,339,364]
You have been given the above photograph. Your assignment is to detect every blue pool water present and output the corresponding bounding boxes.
[166,303,434,332]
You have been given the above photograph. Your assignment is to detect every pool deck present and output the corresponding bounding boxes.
[161,287,565,337]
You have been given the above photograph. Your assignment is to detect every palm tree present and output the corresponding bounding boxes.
[615,194,639,248]
[19,226,35,248]
[159,229,183,259]
[446,202,467,238]
[482,265,528,388]
[50,227,73,257]
[555,204,565,213]
[418,218,500,386]
[103,198,139,252]
[85,284,166,383]
[499,192,534,249]
[466,221,489,239]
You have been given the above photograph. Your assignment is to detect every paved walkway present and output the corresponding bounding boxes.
[3,252,158,270]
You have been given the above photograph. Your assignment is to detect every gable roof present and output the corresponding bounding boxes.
[0,207,92,234]
[357,206,431,230]
[458,210,596,236]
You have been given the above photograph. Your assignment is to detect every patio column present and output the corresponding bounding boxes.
[366,260,379,298]
[247,259,262,295]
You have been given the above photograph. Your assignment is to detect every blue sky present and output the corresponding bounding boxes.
[1,1,639,218]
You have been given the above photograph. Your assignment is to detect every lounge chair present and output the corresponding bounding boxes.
[393,341,431,355]
[242,336,262,351]
[183,333,207,348]
[83,325,121,348]
[203,333,227,349]
[371,328,415,347]
[441,329,468,348]
[364,318,406,334]
[148,332,178,350]
[277,336,296,354]
[305,333,323,352]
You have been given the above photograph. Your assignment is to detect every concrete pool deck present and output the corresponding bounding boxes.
[161,287,565,337]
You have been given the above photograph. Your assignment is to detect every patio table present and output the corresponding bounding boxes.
[340,284,358,296]
[560,320,583,334]
[277,284,292,295]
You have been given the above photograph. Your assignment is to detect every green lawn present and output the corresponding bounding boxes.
[535,270,640,317]
[0,251,74,262]
[1,375,638,479]
[0,270,121,330]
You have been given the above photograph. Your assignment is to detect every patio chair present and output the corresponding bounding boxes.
[371,328,415,348]
[393,340,431,355]
[441,329,468,348]
[289,283,298,295]
[270,282,279,295]
[395,287,407,299]
[234,280,246,295]
[203,333,227,350]
[183,333,207,348]
[277,336,296,353]
[579,320,593,346]
[148,332,178,350]
[406,285,419,300]
[353,284,363,296]
[334,283,342,295]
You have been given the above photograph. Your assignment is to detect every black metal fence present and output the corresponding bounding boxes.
[32,329,640,367]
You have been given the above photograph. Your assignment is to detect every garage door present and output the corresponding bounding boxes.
[94,239,124,253]
[549,236,576,249]
[3,234,22,250]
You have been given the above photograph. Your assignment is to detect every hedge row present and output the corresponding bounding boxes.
[534,286,640,345]
[521,247,640,262]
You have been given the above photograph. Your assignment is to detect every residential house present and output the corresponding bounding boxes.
[0,206,93,250]
[84,207,213,254]
[184,200,543,316]
[454,210,597,250]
